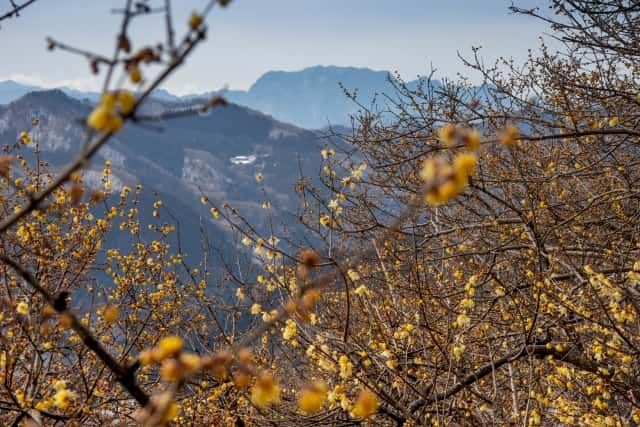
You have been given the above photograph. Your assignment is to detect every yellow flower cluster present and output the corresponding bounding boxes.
[499,124,520,147]
[139,335,183,365]
[338,355,353,379]
[189,12,204,30]
[420,151,477,205]
[438,123,457,145]
[250,372,281,407]
[320,214,331,228]
[456,312,471,328]
[351,389,379,418]
[282,318,297,340]
[86,91,136,133]
[52,380,75,410]
[419,124,482,205]
[438,123,480,150]
[159,352,201,382]
[15,301,29,315]
[452,343,466,361]
[103,305,119,323]
[137,336,204,384]
[321,148,335,159]
[298,381,327,414]
[129,65,142,84]
[19,131,32,144]
[354,284,369,296]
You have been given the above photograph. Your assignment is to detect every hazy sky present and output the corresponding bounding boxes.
[0,0,550,94]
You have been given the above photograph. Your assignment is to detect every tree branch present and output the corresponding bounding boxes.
[0,255,150,406]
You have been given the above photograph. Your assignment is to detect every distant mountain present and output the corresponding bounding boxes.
[219,66,424,129]
[0,89,327,264]
[1,66,428,129]
[0,81,182,106]
[0,80,41,104]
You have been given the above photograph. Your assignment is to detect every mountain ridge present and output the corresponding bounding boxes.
[1,65,428,128]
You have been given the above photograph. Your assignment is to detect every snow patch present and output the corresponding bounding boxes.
[230,155,256,165]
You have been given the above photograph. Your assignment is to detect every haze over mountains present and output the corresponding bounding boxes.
[1,66,424,129]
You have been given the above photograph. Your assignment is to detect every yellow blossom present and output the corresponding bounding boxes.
[351,389,379,418]
[129,65,142,84]
[16,301,29,315]
[338,355,353,379]
[53,388,75,410]
[19,131,31,144]
[452,343,466,361]
[251,373,281,407]
[319,215,331,228]
[354,284,369,296]
[160,359,182,382]
[500,124,519,147]
[155,336,183,360]
[298,381,327,414]
[117,90,136,114]
[463,128,480,150]
[53,380,67,390]
[456,312,471,328]
[385,358,398,370]
[347,269,360,281]
[87,105,123,133]
[438,123,456,145]
[179,352,201,374]
[103,305,119,323]
[453,152,477,182]
[282,319,297,340]
[189,12,203,30]
[321,148,335,159]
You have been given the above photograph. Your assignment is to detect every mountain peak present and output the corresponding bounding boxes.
[8,88,85,112]
[250,65,390,90]
[228,65,422,128]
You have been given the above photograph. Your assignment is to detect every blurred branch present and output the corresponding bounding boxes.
[0,0,38,23]
[0,1,215,236]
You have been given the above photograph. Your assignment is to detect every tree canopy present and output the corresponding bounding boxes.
[1,1,640,426]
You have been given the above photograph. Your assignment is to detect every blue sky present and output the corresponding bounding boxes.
[0,0,549,94]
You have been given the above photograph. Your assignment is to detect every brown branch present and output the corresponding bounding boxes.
[0,0,37,22]
[408,343,608,413]
[0,255,150,406]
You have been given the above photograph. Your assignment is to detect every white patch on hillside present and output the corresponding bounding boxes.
[230,155,256,165]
